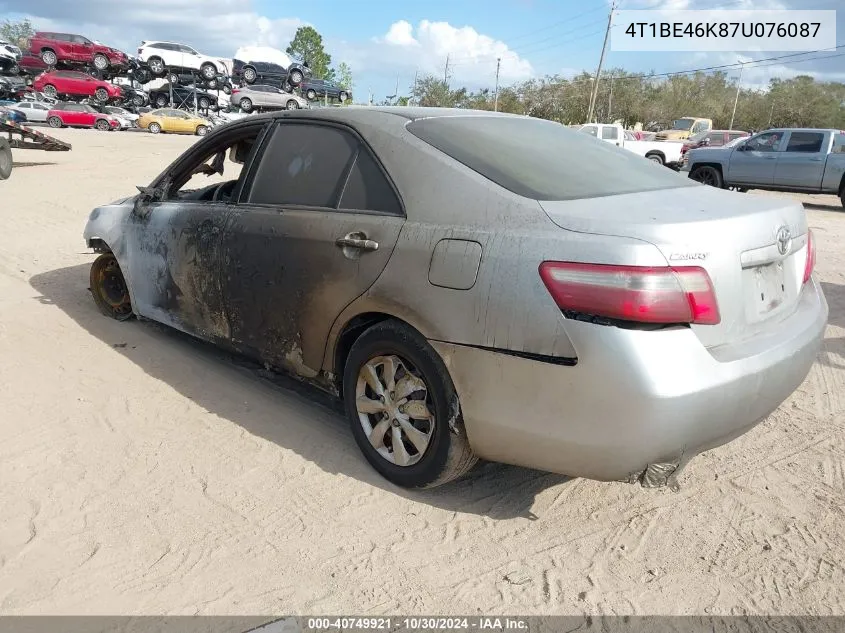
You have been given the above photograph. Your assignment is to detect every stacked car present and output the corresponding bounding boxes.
[46,102,121,130]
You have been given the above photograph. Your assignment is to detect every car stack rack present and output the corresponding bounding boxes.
[1,118,72,151]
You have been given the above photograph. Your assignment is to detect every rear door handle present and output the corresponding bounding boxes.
[336,234,379,251]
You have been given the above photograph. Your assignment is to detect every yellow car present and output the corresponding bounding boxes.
[138,108,211,136]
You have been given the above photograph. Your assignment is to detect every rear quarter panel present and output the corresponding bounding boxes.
[322,117,669,370]
[822,152,845,193]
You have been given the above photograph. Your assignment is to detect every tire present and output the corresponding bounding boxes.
[148,57,165,76]
[42,84,58,98]
[41,49,57,66]
[131,94,145,107]
[167,72,180,85]
[343,320,478,488]
[222,83,232,95]
[148,122,161,134]
[93,53,109,70]
[95,118,110,131]
[840,188,845,209]
[289,68,303,86]
[205,78,218,90]
[133,69,151,84]
[200,62,216,80]
[285,99,299,110]
[243,67,257,84]
[89,253,133,321]
[195,124,208,136]
[155,95,168,108]
[306,88,316,100]
[95,87,109,102]
[690,165,724,188]
[646,153,664,165]
[10,63,19,74]
[239,97,253,113]
[0,138,11,181]
[198,97,211,110]
[338,91,348,103]
[48,116,62,128]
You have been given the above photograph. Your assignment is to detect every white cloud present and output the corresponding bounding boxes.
[358,19,534,87]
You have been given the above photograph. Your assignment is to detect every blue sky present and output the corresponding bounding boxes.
[1,0,843,101]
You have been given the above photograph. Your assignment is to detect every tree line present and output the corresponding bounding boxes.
[1,20,354,90]
[407,68,845,131]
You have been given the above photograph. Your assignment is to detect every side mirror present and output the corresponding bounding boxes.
[702,138,711,146]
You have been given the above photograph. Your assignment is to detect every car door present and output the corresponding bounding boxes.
[220,120,406,375]
[726,130,783,185]
[773,131,829,189]
[180,45,199,71]
[29,102,48,122]
[124,123,268,339]
[71,35,92,63]
[600,124,621,147]
[62,103,81,125]
[159,109,179,132]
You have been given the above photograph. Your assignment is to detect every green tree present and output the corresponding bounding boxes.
[287,26,334,81]
[1,18,35,48]
[335,62,353,89]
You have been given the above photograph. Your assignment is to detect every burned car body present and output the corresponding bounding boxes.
[83,107,827,490]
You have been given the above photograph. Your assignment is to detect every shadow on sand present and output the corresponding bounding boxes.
[30,263,570,520]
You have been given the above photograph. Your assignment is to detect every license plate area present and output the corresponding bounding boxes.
[746,262,786,321]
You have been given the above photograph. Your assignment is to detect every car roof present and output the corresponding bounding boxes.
[762,128,842,134]
[237,106,518,125]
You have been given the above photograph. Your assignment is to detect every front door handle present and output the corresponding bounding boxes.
[336,234,379,251]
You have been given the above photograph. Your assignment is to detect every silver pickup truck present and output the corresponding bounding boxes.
[681,128,845,207]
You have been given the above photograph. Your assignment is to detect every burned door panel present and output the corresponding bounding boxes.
[220,207,403,377]
[126,201,231,341]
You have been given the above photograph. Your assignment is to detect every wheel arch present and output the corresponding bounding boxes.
[689,161,725,176]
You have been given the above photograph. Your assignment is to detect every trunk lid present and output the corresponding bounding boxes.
[539,186,809,349]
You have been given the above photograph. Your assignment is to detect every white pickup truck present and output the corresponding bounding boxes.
[577,123,685,168]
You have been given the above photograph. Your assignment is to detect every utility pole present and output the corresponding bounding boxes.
[729,61,744,129]
[587,0,615,124]
[494,57,501,111]
[443,54,451,85]
[768,100,775,127]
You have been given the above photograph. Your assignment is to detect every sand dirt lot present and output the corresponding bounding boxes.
[1,127,844,616]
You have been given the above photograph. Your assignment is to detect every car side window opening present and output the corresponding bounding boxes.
[785,132,824,153]
[165,127,265,203]
[746,131,782,152]
[601,126,619,140]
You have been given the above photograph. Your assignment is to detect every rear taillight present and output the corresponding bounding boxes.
[539,262,721,326]
[232,88,239,94]
[803,229,816,284]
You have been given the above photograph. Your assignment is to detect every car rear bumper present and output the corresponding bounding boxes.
[431,278,828,484]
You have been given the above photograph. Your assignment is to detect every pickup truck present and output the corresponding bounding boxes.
[578,122,685,168]
[655,116,712,141]
[681,128,845,208]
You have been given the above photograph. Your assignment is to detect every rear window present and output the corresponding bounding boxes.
[406,115,696,201]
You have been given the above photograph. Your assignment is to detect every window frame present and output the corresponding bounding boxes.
[784,131,826,154]
[600,126,619,140]
[237,118,406,218]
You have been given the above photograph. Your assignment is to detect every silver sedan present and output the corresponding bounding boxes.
[82,107,827,490]
[230,84,308,113]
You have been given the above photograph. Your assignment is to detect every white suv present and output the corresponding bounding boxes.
[137,41,229,80]
[0,40,22,61]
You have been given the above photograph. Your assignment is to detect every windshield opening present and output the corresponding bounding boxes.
[407,115,696,201]
[672,119,695,131]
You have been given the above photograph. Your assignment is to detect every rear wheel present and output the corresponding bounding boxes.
[94,118,110,131]
[239,97,253,112]
[94,87,109,102]
[343,320,478,488]
[195,124,208,136]
[148,57,165,76]
[306,88,316,100]
[289,68,304,86]
[646,153,664,165]
[222,83,232,95]
[47,116,62,128]
[90,253,133,321]
[148,122,161,134]
[690,165,724,188]
[41,49,57,66]
[338,91,348,103]
[285,99,299,110]
[131,94,145,107]
[198,97,211,109]
[0,138,11,181]
[93,53,109,70]
[200,62,216,80]
[167,72,180,85]
[243,67,257,83]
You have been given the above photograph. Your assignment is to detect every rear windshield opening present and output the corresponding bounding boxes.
[406,115,696,201]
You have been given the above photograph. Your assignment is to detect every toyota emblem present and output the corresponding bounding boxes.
[776,226,792,256]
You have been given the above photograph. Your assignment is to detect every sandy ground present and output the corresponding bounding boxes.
[1,127,844,616]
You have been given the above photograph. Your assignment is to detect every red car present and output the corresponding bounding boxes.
[680,130,750,156]
[46,102,120,131]
[28,32,129,71]
[32,70,122,102]
[18,53,48,77]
